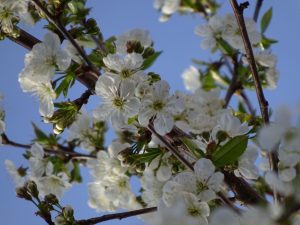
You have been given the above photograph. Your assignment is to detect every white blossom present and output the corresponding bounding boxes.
[116,29,152,53]
[234,146,259,180]
[195,15,224,50]
[93,76,140,129]
[222,14,261,52]
[181,66,201,92]
[102,53,144,82]
[213,112,251,138]
[20,32,71,80]
[5,160,26,187]
[0,0,30,35]
[138,80,184,135]
[36,164,71,199]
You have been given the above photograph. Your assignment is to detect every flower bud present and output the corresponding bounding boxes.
[142,47,155,58]
[16,187,32,201]
[26,181,39,198]
[62,206,74,218]
[44,194,59,205]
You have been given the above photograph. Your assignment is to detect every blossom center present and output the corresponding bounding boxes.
[152,101,165,111]
[121,69,132,79]
[113,97,125,109]
[188,206,202,217]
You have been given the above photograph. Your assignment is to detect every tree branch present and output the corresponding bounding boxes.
[229,0,278,178]
[229,0,269,124]
[76,207,157,225]
[1,133,95,159]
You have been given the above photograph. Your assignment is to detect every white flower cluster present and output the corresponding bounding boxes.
[18,32,71,117]
[0,0,31,35]
[5,143,72,198]
[195,14,261,52]
[87,149,139,212]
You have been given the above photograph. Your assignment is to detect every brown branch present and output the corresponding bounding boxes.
[1,133,95,159]
[223,171,266,204]
[148,124,194,170]
[229,0,269,124]
[76,207,157,225]
[253,0,264,22]
[229,0,279,178]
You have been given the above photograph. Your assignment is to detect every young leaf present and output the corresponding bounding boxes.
[212,135,248,167]
[261,7,273,34]
[55,73,75,98]
[141,51,162,70]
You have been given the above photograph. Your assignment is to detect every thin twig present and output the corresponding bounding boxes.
[224,55,242,107]
[32,0,98,73]
[1,133,95,159]
[240,90,256,116]
[148,124,194,170]
[229,0,269,124]
[77,207,157,225]
[253,0,264,22]
[229,0,279,176]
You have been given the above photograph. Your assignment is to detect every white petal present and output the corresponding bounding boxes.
[194,158,215,182]
[154,113,174,135]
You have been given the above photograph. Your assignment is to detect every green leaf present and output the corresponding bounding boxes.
[55,73,75,98]
[261,35,278,49]
[261,7,272,33]
[212,135,248,167]
[141,51,162,70]
[180,137,205,158]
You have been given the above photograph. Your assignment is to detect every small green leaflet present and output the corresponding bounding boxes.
[212,135,248,167]
[141,51,162,70]
[55,73,76,98]
[261,7,273,34]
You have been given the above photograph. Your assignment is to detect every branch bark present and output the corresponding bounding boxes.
[76,207,157,225]
[229,0,269,124]
[1,133,95,159]
[229,0,279,178]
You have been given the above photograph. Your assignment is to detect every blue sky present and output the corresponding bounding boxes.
[1,1,300,225]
